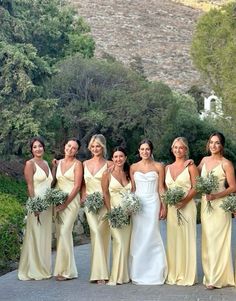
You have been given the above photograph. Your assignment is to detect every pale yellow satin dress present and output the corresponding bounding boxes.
[201,163,234,287]
[18,162,53,280]
[84,164,110,281]
[53,160,80,279]
[165,167,197,285]
[108,175,131,285]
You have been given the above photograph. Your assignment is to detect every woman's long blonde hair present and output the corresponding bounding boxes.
[88,134,107,158]
[171,137,189,159]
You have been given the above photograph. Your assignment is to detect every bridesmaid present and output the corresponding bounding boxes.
[53,138,83,281]
[198,132,236,289]
[165,137,198,286]
[18,137,53,280]
[82,134,111,284]
[101,146,131,286]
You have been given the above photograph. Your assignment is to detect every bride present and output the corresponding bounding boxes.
[129,139,167,285]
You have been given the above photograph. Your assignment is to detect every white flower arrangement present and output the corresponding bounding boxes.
[84,192,104,214]
[104,206,130,228]
[26,196,49,224]
[195,171,219,213]
[220,194,236,213]
[44,188,68,224]
[120,190,142,216]
[162,186,186,225]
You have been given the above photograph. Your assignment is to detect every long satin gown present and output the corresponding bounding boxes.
[108,175,131,285]
[53,160,80,279]
[18,162,53,280]
[84,163,110,281]
[201,163,234,288]
[165,167,197,285]
[130,171,167,285]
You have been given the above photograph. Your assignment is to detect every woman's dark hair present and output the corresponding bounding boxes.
[112,146,130,180]
[30,136,45,155]
[138,139,154,154]
[206,132,225,154]
[66,138,81,149]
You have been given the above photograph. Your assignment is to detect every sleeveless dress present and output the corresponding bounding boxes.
[130,171,167,285]
[108,175,131,285]
[18,162,53,280]
[201,163,234,287]
[165,167,197,285]
[84,163,110,281]
[53,160,80,279]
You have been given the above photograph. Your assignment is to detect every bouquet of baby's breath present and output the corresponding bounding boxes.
[104,206,130,228]
[84,192,104,214]
[121,190,142,216]
[44,188,68,223]
[162,186,186,225]
[26,196,49,224]
[220,194,236,213]
[195,171,219,213]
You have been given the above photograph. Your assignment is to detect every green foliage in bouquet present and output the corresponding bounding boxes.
[104,206,130,229]
[195,171,219,213]
[162,186,186,225]
[220,194,236,213]
[44,188,68,224]
[44,188,68,206]
[26,196,49,224]
[121,191,142,216]
[84,192,104,214]
[26,196,49,214]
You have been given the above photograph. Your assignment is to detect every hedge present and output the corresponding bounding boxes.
[0,193,25,272]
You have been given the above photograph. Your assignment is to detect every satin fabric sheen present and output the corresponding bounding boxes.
[84,164,110,281]
[130,171,167,285]
[18,162,53,280]
[53,160,80,279]
[201,163,234,288]
[108,175,131,285]
[165,167,197,285]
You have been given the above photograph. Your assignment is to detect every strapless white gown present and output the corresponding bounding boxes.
[130,171,167,285]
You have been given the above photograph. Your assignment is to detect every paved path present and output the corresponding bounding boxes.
[1,221,236,301]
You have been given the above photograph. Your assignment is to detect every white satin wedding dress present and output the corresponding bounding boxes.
[130,171,167,285]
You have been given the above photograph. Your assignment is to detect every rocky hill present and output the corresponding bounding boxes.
[68,0,231,92]
[69,0,205,92]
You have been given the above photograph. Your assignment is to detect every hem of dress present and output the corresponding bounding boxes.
[18,275,52,281]
[166,280,198,286]
[132,280,165,285]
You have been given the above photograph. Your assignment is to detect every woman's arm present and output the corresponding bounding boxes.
[101,171,111,211]
[80,162,87,203]
[197,157,205,174]
[56,160,83,211]
[175,163,199,209]
[207,159,236,201]
[24,160,35,197]
[157,163,166,219]
[51,158,58,188]
[130,165,136,192]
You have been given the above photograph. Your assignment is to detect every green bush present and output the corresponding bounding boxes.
[0,193,25,272]
[0,174,27,204]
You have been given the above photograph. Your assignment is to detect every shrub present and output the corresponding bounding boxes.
[0,174,27,204]
[0,193,25,272]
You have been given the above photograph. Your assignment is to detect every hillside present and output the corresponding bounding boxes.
[69,0,204,92]
[69,0,232,92]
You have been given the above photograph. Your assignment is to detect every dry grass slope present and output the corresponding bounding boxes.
[68,0,231,92]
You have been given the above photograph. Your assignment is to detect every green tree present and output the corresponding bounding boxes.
[45,55,176,160]
[0,0,95,156]
[191,3,236,113]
